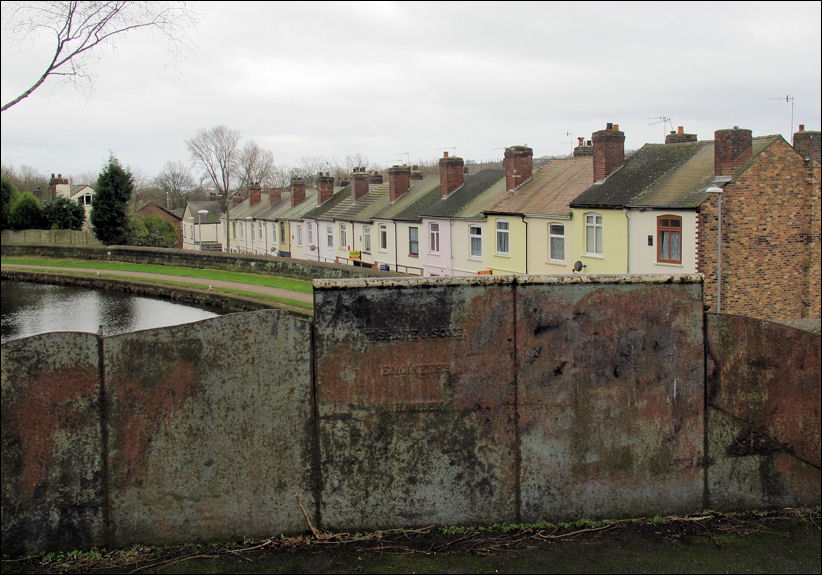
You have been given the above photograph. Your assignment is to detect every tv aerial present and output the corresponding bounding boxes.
[769,94,795,144]
[648,116,673,140]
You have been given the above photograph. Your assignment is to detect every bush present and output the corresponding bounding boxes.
[8,191,45,230]
[128,213,178,247]
[43,196,86,230]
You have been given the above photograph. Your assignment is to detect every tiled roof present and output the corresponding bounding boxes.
[486,156,592,216]
[371,174,441,221]
[393,169,506,221]
[303,183,392,222]
[571,136,780,209]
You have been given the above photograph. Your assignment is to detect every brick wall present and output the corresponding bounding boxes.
[699,138,821,320]
[388,165,411,201]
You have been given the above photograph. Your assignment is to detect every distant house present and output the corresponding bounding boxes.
[49,173,94,230]
[137,202,185,248]
[183,200,222,251]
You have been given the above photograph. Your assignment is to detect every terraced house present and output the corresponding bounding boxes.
[569,124,820,321]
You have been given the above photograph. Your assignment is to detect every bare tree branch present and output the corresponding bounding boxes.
[186,125,240,252]
[2,1,200,111]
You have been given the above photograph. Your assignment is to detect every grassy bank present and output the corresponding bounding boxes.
[0,256,313,294]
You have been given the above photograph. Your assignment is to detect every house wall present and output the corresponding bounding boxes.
[627,210,698,274]
[371,219,397,272]
[698,138,821,320]
[4,275,818,556]
[526,216,575,275]
[422,218,453,276]
[572,208,629,274]
[486,215,527,274]
[451,219,488,276]
[394,221,424,275]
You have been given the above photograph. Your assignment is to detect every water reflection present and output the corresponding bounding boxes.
[1,280,221,344]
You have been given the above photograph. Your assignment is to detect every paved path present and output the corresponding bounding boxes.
[1,264,314,304]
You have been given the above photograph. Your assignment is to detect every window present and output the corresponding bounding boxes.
[279,221,286,243]
[296,223,302,246]
[657,215,682,264]
[496,219,509,254]
[379,224,388,250]
[307,223,313,246]
[326,224,334,248]
[470,225,482,257]
[364,226,371,252]
[585,213,603,254]
[429,222,440,253]
[340,224,347,248]
[257,221,263,240]
[272,224,277,244]
[409,226,419,256]
[549,224,565,261]
[190,223,195,240]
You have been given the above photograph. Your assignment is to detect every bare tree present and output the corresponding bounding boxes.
[154,160,195,210]
[186,125,240,252]
[237,141,275,194]
[2,1,199,112]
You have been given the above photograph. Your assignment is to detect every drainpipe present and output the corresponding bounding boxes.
[522,215,528,275]
[394,224,398,272]
[623,208,630,274]
[706,187,724,313]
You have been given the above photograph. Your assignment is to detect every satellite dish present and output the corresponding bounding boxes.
[573,260,586,272]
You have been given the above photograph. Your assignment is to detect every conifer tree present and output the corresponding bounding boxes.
[91,156,134,244]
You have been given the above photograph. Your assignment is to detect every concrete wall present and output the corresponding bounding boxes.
[2,275,819,555]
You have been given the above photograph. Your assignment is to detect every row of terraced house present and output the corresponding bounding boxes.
[183,122,821,322]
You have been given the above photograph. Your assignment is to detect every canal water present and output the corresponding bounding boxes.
[1,280,222,344]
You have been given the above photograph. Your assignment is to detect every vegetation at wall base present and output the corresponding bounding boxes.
[0,507,818,574]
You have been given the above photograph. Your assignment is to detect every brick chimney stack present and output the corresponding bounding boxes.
[793,124,821,164]
[714,126,752,178]
[573,137,593,157]
[249,183,262,207]
[592,122,625,182]
[369,171,383,185]
[503,145,533,191]
[290,177,306,207]
[410,164,423,180]
[317,172,334,205]
[49,172,69,201]
[439,152,464,197]
[388,164,411,201]
[352,167,370,201]
[665,125,698,144]
[268,188,282,206]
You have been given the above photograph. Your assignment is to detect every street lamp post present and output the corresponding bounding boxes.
[706,187,723,313]
[197,209,209,250]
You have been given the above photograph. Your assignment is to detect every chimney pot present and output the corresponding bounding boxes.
[606,123,613,130]
[443,151,449,158]
[613,124,619,131]
[799,124,805,132]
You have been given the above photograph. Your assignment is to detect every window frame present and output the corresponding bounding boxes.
[496,219,510,255]
[326,224,334,248]
[379,224,388,251]
[409,226,419,256]
[339,223,347,248]
[363,226,371,253]
[657,214,682,264]
[469,225,482,258]
[549,223,565,262]
[584,213,603,255]
[429,222,440,254]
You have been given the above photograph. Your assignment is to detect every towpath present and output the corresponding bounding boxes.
[0,264,314,304]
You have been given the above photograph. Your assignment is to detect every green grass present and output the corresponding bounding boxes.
[0,256,313,294]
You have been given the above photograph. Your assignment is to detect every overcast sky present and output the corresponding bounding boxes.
[2,1,820,184]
